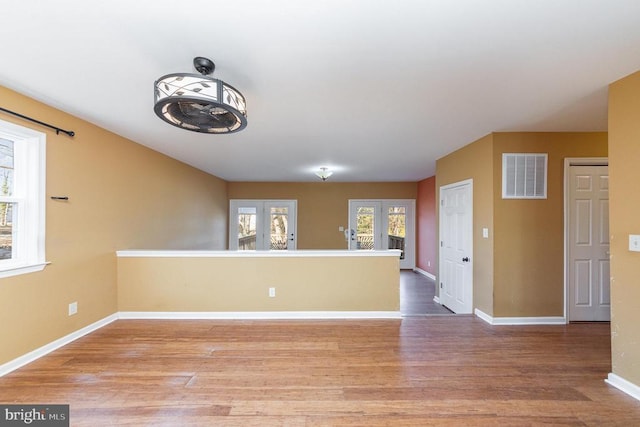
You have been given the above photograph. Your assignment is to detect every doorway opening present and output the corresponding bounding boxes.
[400,271,454,316]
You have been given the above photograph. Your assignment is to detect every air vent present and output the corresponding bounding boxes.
[502,153,547,199]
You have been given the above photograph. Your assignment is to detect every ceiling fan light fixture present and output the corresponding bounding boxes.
[154,57,247,134]
[315,167,333,181]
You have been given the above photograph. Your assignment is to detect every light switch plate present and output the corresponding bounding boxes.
[630,234,640,252]
[482,228,489,239]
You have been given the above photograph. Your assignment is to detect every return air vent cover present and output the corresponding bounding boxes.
[502,153,548,199]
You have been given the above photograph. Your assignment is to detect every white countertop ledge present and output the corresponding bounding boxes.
[116,249,402,258]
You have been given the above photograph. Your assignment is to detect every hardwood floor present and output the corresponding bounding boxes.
[400,270,453,316]
[1,318,638,426]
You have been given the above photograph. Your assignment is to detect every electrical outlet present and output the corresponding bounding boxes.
[68,302,78,316]
[269,287,276,298]
[630,234,640,252]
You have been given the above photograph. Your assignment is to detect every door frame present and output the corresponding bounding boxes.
[347,199,416,269]
[229,199,297,250]
[438,179,473,314]
[563,157,609,322]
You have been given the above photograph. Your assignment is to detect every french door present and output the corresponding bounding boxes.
[348,200,415,269]
[229,200,297,250]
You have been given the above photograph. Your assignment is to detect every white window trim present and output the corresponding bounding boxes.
[0,119,47,279]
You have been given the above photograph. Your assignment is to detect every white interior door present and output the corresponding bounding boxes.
[568,165,610,321]
[348,200,415,269]
[439,180,473,314]
[229,200,297,250]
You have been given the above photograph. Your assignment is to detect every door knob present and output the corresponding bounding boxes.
[462,257,470,262]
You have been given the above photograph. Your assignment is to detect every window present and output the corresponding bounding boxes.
[0,119,46,278]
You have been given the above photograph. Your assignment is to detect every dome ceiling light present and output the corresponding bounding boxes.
[154,57,247,134]
[315,167,333,181]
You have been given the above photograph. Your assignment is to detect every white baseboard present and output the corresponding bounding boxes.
[433,295,441,304]
[118,311,402,320]
[474,308,494,324]
[474,309,566,325]
[0,314,118,377]
[606,373,640,402]
[3,310,636,407]
[413,267,436,281]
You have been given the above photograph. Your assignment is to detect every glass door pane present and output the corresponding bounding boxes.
[349,201,381,250]
[356,207,375,250]
[387,206,406,259]
[269,206,289,250]
[265,200,296,250]
[237,207,257,250]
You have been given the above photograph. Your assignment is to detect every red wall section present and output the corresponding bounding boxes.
[416,176,436,275]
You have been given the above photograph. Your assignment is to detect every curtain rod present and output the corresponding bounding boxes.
[0,106,75,137]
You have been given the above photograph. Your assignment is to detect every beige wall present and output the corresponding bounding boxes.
[492,132,607,317]
[0,86,228,365]
[436,132,607,317]
[608,71,640,386]
[436,134,494,315]
[228,182,417,249]
[118,253,399,312]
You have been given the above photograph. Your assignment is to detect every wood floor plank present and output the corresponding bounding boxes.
[1,317,639,426]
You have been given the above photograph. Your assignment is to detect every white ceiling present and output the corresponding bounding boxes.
[2,1,640,182]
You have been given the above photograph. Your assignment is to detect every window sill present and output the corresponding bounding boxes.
[0,261,49,279]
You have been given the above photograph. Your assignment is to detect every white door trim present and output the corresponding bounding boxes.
[563,157,608,322]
